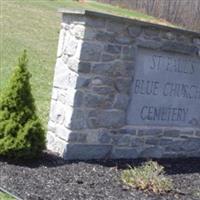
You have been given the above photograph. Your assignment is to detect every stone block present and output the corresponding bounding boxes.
[184,138,200,151]
[118,128,137,135]
[140,146,164,158]
[80,42,103,61]
[111,148,138,159]
[104,44,122,54]
[138,129,163,136]
[65,71,90,89]
[161,41,198,55]
[52,88,58,100]
[67,58,91,73]
[90,76,113,87]
[179,130,194,138]
[49,100,65,124]
[195,131,200,137]
[164,140,185,152]
[123,61,135,74]
[65,70,78,89]
[78,62,91,73]
[112,135,131,146]
[176,34,192,43]
[137,39,162,49]
[114,34,134,44]
[47,132,67,157]
[143,27,160,38]
[122,46,137,60]
[64,144,112,160]
[75,75,90,88]
[83,93,113,108]
[70,24,97,40]
[88,110,125,128]
[91,86,115,96]
[144,137,160,145]
[113,93,129,110]
[92,63,113,76]
[160,31,176,40]
[106,20,126,33]
[128,26,142,37]
[61,22,70,30]
[68,132,87,143]
[112,61,133,77]
[66,88,83,107]
[84,27,97,40]
[63,36,78,56]
[63,14,86,25]
[48,120,56,133]
[70,24,85,39]
[64,108,87,130]
[85,16,106,28]
[114,77,132,94]
[162,152,179,158]
[57,28,66,58]
[53,59,68,89]
[159,138,173,145]
[131,138,144,147]
[62,54,69,64]
[97,130,112,144]
[101,53,119,62]
[55,125,71,140]
[193,37,200,45]
[163,130,180,137]
[85,130,99,144]
[96,31,114,43]
[57,90,68,105]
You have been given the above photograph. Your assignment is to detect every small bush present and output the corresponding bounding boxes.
[121,161,173,194]
[0,50,46,159]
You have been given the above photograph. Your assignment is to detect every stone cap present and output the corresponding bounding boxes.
[58,8,200,37]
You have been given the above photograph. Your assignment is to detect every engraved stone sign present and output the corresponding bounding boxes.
[48,9,200,160]
[127,48,200,127]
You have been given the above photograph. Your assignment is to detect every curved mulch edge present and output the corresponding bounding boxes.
[0,151,200,200]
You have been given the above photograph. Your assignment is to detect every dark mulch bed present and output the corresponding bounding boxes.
[0,151,200,200]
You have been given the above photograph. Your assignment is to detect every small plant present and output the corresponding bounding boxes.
[0,50,46,159]
[192,189,200,199]
[121,161,173,194]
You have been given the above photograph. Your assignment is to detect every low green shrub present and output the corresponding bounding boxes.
[121,160,173,194]
[0,50,46,159]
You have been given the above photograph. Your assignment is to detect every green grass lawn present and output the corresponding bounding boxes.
[0,0,174,126]
[0,192,15,200]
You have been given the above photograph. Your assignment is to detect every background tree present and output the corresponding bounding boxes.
[97,0,200,32]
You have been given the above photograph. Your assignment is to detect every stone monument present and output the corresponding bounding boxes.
[47,9,200,160]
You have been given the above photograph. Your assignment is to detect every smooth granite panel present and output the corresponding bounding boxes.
[127,48,200,128]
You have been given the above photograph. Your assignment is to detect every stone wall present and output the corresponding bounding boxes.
[47,9,200,160]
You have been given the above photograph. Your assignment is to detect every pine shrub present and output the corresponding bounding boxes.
[0,50,46,159]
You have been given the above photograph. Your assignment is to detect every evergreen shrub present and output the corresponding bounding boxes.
[0,50,46,159]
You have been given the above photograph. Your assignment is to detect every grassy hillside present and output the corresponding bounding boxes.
[0,0,174,126]
[0,191,15,200]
